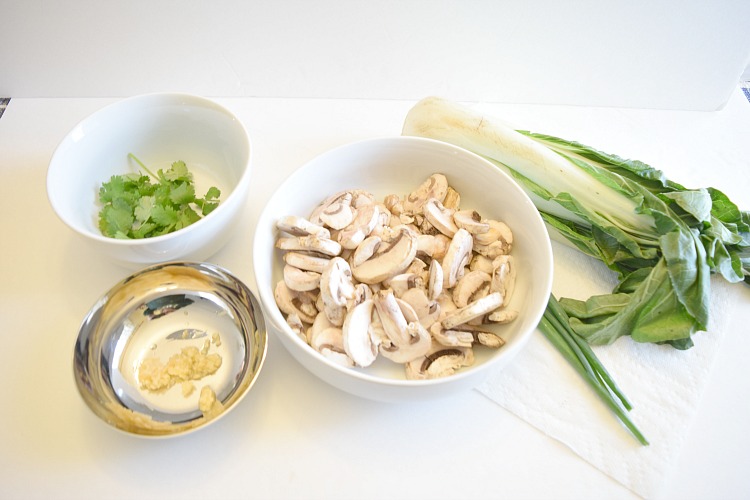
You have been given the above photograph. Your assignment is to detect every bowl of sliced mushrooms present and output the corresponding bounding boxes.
[253,136,553,402]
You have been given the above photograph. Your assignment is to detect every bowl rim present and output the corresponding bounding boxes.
[46,92,253,246]
[253,135,553,387]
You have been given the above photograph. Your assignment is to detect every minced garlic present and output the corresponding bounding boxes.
[138,346,222,393]
[198,385,223,417]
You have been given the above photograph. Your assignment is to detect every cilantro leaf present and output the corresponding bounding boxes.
[96,154,221,239]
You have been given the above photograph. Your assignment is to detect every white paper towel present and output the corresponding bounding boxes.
[476,242,739,499]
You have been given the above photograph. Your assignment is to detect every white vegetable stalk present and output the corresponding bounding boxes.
[402,97,655,237]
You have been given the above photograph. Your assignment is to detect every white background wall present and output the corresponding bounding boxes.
[2,1,750,110]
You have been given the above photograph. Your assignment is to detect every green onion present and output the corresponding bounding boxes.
[538,294,648,446]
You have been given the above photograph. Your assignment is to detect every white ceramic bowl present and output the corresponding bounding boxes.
[47,93,251,268]
[253,136,553,403]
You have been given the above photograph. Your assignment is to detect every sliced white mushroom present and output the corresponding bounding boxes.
[473,219,513,251]
[423,198,458,238]
[276,215,331,239]
[441,292,503,330]
[400,287,440,329]
[319,257,356,326]
[283,264,321,292]
[283,252,331,274]
[429,322,474,348]
[417,233,450,261]
[374,290,431,363]
[490,255,516,304]
[311,191,356,230]
[405,341,474,380]
[285,313,307,342]
[403,174,449,214]
[383,194,404,216]
[441,228,474,289]
[469,254,495,274]
[452,270,491,308]
[385,273,424,298]
[274,281,318,324]
[351,189,376,208]
[347,282,373,310]
[310,326,355,367]
[436,291,458,320]
[487,308,519,324]
[427,259,443,301]
[453,210,490,235]
[350,226,418,284]
[442,186,461,210]
[337,203,381,250]
[276,235,342,257]
[342,299,380,367]
[449,324,507,348]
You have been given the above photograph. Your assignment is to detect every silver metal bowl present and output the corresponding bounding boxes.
[73,262,267,437]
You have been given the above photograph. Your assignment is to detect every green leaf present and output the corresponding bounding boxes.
[133,196,155,223]
[169,182,196,205]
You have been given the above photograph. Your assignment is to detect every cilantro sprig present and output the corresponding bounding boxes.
[97,153,221,239]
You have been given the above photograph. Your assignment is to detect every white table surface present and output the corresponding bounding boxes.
[1,93,749,500]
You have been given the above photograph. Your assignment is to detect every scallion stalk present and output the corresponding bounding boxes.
[538,295,648,446]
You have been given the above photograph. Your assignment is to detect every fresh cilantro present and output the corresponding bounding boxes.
[97,154,221,239]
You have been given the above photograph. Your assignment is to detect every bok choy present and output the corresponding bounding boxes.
[403,96,750,350]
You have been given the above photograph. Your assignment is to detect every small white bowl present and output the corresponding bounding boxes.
[253,136,553,402]
[47,93,251,268]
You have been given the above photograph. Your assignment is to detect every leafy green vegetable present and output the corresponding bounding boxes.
[539,295,648,445]
[402,96,750,349]
[98,153,221,239]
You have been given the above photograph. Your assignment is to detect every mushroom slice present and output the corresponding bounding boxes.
[469,254,495,274]
[453,210,490,235]
[416,233,451,261]
[283,252,331,274]
[405,341,474,380]
[274,281,318,324]
[400,288,440,329]
[450,324,507,348]
[441,228,474,289]
[342,299,379,367]
[385,273,424,298]
[276,235,342,257]
[374,290,431,363]
[487,309,519,324]
[337,203,381,250]
[350,226,418,285]
[310,326,355,367]
[474,219,513,251]
[429,322,474,348]
[350,235,381,267]
[351,189,376,208]
[383,194,404,216]
[490,255,516,304]
[347,282,373,310]
[285,313,307,342]
[283,264,321,292]
[320,257,356,326]
[423,198,458,238]
[276,215,331,239]
[310,191,356,230]
[427,259,443,301]
[442,186,461,210]
[441,292,503,330]
[403,174,449,214]
[452,270,491,308]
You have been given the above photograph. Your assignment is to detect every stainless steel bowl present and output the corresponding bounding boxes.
[73,262,267,437]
